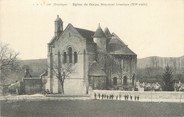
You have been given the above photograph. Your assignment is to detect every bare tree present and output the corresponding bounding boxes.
[47,51,74,94]
[54,64,73,94]
[0,42,19,84]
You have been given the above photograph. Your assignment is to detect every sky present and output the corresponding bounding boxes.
[0,0,184,60]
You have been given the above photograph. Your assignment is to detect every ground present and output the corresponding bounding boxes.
[1,100,184,117]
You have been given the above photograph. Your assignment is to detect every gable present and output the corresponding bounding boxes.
[49,24,95,45]
[58,23,86,42]
[52,24,89,54]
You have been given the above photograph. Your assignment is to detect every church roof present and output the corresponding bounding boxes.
[49,24,95,44]
[108,33,136,55]
[108,45,136,55]
[48,20,136,56]
[109,37,125,46]
[93,24,106,38]
[104,27,111,37]
[89,61,106,76]
[75,27,95,39]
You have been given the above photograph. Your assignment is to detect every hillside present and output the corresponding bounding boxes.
[137,56,184,70]
[137,56,184,82]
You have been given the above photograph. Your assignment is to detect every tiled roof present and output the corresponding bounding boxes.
[108,33,136,55]
[48,22,136,56]
[93,25,106,38]
[108,45,136,55]
[109,37,126,46]
[49,25,95,44]
[104,27,111,37]
[75,27,95,39]
[89,61,106,76]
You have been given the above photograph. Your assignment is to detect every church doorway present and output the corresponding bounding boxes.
[113,77,117,85]
[123,76,128,85]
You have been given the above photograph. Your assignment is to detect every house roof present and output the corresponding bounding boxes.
[93,24,106,38]
[89,61,106,76]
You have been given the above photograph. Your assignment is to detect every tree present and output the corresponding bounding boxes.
[0,42,20,84]
[162,65,175,91]
[47,51,74,94]
[53,63,73,94]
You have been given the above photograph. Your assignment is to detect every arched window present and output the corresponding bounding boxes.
[68,47,72,63]
[63,52,67,63]
[74,51,78,63]
[113,77,117,85]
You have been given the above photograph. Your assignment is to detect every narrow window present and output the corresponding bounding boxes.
[123,76,128,85]
[113,77,117,85]
[132,73,135,85]
[63,52,67,63]
[74,51,78,63]
[68,47,72,63]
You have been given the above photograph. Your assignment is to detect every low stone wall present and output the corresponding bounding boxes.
[23,78,42,94]
[0,94,91,101]
[93,90,184,102]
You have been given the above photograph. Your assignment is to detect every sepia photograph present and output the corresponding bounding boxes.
[0,0,184,117]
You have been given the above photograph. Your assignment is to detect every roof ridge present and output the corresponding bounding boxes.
[74,27,95,33]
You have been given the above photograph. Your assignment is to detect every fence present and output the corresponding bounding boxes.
[92,90,184,103]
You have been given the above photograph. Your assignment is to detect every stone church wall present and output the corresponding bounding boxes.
[47,25,90,94]
[104,55,137,89]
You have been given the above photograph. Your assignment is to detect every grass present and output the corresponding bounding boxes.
[1,100,184,117]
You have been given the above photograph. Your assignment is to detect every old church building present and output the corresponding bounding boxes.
[45,15,137,95]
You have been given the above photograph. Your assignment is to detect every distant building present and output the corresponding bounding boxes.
[45,15,137,95]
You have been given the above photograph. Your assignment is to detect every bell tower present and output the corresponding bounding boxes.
[55,15,63,36]
[93,24,107,52]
